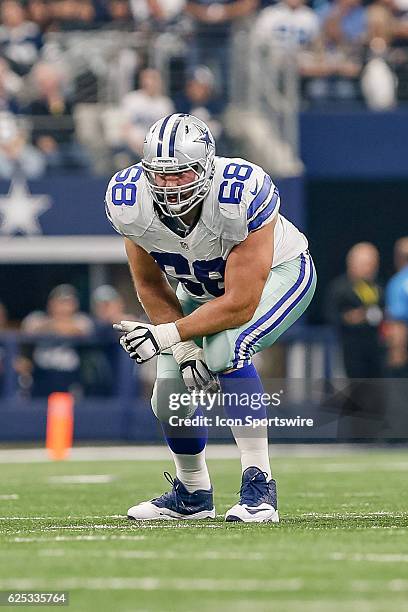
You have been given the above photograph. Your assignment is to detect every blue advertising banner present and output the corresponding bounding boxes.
[0,174,305,237]
[0,176,110,236]
[300,110,408,178]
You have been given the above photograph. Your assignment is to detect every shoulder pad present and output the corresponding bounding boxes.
[209,157,280,239]
[105,164,153,237]
[244,166,280,233]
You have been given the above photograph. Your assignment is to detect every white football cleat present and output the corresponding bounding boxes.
[225,466,279,523]
[127,472,215,521]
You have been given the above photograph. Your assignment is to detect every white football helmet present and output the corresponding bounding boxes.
[142,113,215,218]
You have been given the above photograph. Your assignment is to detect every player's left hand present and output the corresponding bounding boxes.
[113,320,181,363]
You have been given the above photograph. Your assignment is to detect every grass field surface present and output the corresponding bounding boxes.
[1,448,408,611]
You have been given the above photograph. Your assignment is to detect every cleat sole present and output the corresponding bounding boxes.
[127,507,216,521]
[225,515,242,522]
[225,509,280,524]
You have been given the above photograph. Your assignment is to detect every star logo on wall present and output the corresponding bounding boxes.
[0,176,51,235]
[194,125,213,153]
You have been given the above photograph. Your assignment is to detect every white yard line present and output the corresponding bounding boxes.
[38,550,272,561]
[247,600,407,612]
[0,515,126,520]
[0,494,19,500]
[38,549,66,557]
[7,524,225,541]
[278,462,408,473]
[352,580,408,592]
[48,475,114,484]
[0,577,304,592]
[9,535,146,542]
[0,576,407,595]
[344,492,378,497]
[1,576,408,593]
[0,444,397,464]
[319,462,408,472]
[297,492,327,497]
[301,512,407,519]
[331,553,408,562]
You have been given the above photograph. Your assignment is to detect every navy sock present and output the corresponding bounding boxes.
[218,363,267,421]
[161,407,208,455]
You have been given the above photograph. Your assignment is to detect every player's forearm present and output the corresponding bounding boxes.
[124,238,184,325]
[136,282,184,325]
[175,293,257,341]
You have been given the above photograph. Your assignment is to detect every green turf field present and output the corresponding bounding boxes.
[1,449,408,612]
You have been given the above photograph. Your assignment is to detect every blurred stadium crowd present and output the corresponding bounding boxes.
[0,282,149,397]
[1,0,408,177]
[1,236,408,399]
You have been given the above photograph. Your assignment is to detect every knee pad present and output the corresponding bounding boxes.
[151,372,198,423]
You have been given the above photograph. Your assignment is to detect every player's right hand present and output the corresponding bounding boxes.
[179,355,220,395]
[172,341,220,395]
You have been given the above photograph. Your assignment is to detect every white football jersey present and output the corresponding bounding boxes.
[253,4,320,48]
[105,157,308,302]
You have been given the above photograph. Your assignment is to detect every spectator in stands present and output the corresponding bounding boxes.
[383,237,408,437]
[84,284,134,396]
[361,38,397,110]
[106,0,134,29]
[130,0,186,29]
[367,0,394,47]
[253,0,355,102]
[0,58,22,114]
[325,242,385,437]
[91,284,131,334]
[174,65,225,145]
[385,237,408,375]
[185,0,259,105]
[254,0,320,49]
[27,62,89,171]
[119,68,174,164]
[0,302,8,329]
[304,3,363,101]
[360,3,397,109]
[319,0,368,48]
[0,112,46,179]
[325,242,384,379]
[0,0,43,76]
[91,278,157,394]
[390,0,408,45]
[48,0,97,31]
[22,284,93,336]
[20,284,93,396]
[176,65,219,115]
[26,0,53,33]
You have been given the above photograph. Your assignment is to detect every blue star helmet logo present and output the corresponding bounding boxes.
[193,125,213,153]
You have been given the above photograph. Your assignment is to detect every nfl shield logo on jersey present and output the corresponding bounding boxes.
[180,241,189,251]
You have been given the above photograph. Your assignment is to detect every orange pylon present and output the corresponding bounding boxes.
[46,393,74,460]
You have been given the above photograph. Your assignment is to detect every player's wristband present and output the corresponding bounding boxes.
[155,322,181,350]
[171,340,201,365]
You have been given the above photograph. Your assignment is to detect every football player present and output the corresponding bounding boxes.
[105,113,316,522]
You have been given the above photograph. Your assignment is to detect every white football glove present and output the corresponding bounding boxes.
[114,320,181,363]
[172,341,220,395]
